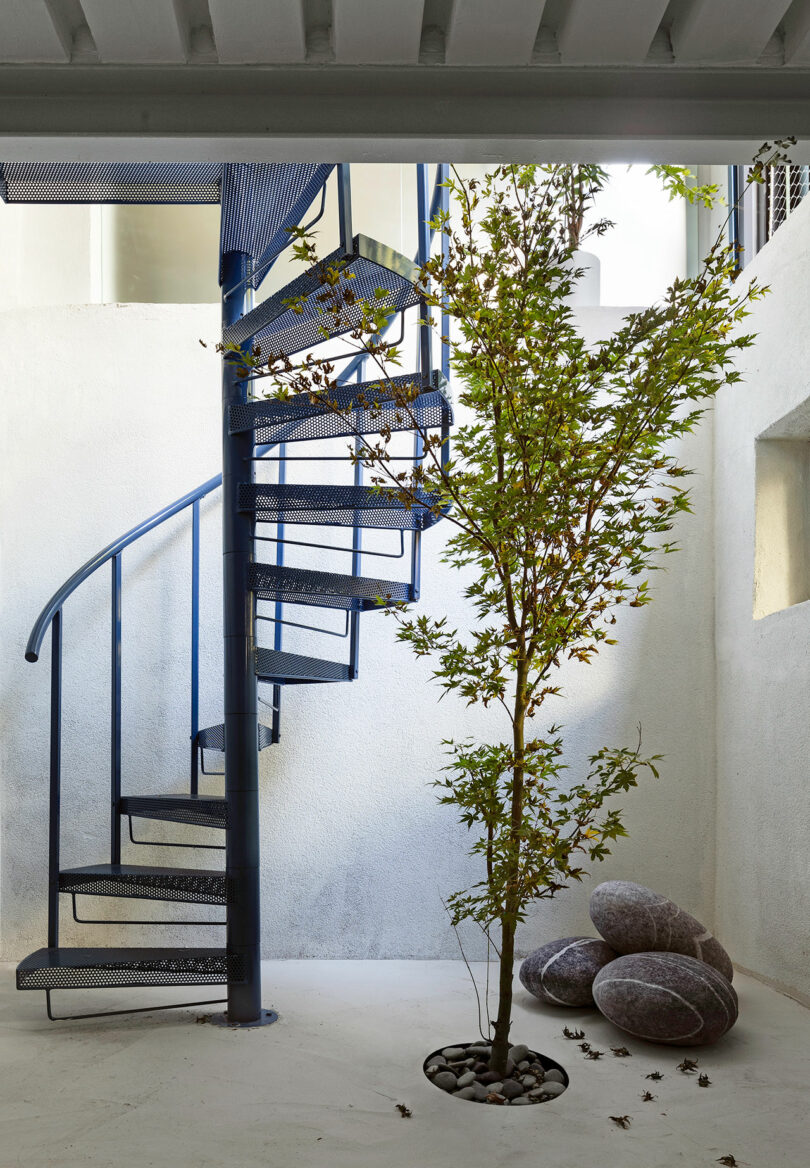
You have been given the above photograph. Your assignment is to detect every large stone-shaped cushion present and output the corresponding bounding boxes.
[589,880,733,982]
[593,952,738,1046]
[519,936,618,1007]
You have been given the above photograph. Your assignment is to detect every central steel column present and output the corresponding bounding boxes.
[221,247,262,1023]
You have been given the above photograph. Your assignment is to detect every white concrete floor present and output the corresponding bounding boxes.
[1,960,808,1168]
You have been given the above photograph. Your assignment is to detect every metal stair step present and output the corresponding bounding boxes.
[0,162,222,204]
[120,795,227,830]
[58,864,227,905]
[16,947,241,990]
[239,483,443,530]
[249,562,413,612]
[197,722,275,752]
[254,647,351,685]
[228,372,451,445]
[222,233,420,356]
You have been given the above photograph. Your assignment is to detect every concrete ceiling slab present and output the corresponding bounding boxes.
[556,0,670,64]
[207,0,307,64]
[445,0,545,65]
[0,1,68,62]
[783,0,810,64]
[80,0,186,64]
[333,0,425,65]
[670,0,793,63]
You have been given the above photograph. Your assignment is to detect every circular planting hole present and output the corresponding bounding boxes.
[424,1041,569,1106]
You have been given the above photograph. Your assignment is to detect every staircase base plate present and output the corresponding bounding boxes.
[209,1007,279,1029]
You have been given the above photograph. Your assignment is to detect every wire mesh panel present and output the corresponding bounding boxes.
[222,234,420,355]
[0,162,222,204]
[220,163,333,287]
[16,948,241,989]
[764,164,810,240]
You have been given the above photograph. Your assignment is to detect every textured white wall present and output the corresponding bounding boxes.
[714,194,810,1001]
[0,301,718,962]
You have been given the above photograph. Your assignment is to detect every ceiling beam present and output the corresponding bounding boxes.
[0,64,809,163]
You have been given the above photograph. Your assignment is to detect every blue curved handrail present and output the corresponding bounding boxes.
[25,472,222,663]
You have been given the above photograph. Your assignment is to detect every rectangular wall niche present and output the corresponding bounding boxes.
[754,398,810,619]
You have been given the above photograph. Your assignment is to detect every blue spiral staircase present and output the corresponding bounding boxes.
[3,161,452,1023]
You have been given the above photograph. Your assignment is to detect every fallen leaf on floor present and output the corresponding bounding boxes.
[646,1071,664,1080]
[563,1027,585,1040]
[640,1091,656,1102]
[395,1104,412,1118]
[676,1058,699,1074]
[716,1156,741,1166]
[698,1074,712,1088]
[610,1046,632,1057]
[610,1115,631,1129]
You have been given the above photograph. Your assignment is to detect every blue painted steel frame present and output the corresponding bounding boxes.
[221,246,262,1024]
[190,500,200,794]
[48,611,62,949]
[25,162,452,1021]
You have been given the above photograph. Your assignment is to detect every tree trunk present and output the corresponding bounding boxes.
[489,660,527,1078]
[490,917,516,1076]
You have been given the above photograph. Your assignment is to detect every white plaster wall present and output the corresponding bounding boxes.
[714,193,810,1001]
[0,299,717,962]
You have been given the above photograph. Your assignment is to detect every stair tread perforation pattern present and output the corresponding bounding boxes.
[254,647,350,684]
[197,723,274,752]
[222,234,420,356]
[58,864,227,905]
[240,483,443,531]
[16,947,242,990]
[250,562,412,611]
[0,162,222,204]
[120,795,227,830]
[229,373,451,445]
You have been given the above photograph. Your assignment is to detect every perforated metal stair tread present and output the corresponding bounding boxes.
[0,163,222,204]
[240,484,444,530]
[16,948,241,990]
[197,722,275,752]
[222,234,420,355]
[250,563,413,611]
[229,372,451,445]
[255,648,351,684]
[58,864,227,904]
[120,795,227,830]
